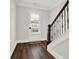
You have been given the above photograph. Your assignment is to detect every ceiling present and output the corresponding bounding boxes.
[16,0,65,10]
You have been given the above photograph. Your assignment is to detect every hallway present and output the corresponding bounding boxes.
[10,0,69,59]
[11,41,55,59]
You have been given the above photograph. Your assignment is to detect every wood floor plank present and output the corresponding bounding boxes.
[11,41,55,59]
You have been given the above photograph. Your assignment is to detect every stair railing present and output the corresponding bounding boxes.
[47,1,69,43]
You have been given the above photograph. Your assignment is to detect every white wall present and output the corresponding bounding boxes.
[10,0,16,56]
[49,0,67,24]
[16,5,50,42]
[53,39,69,59]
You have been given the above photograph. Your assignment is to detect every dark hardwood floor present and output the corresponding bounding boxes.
[11,41,55,59]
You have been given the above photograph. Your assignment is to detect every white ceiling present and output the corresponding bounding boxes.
[16,0,65,10]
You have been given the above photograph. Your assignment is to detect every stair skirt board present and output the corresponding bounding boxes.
[47,47,64,59]
[47,30,69,59]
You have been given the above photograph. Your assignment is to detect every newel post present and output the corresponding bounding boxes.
[47,24,51,44]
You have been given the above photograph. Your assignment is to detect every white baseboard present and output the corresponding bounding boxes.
[16,38,47,43]
[10,40,17,57]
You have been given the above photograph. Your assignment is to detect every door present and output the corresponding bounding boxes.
[29,14,41,41]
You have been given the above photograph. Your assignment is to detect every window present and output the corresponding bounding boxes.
[30,14,40,34]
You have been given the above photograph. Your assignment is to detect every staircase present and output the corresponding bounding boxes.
[11,41,55,59]
[47,1,69,44]
[47,1,69,59]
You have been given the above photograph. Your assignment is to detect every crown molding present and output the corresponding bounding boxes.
[15,0,67,11]
[16,2,50,11]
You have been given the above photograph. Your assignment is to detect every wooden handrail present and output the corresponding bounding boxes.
[50,1,69,27]
[47,1,69,43]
